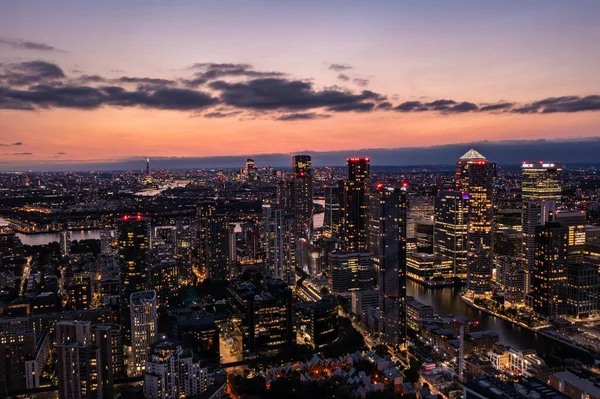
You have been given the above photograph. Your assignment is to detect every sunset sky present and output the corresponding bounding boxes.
[1,1,600,169]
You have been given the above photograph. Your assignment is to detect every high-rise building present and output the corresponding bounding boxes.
[100,228,114,254]
[151,258,178,308]
[434,191,469,279]
[228,278,294,358]
[373,185,408,346]
[343,157,370,252]
[276,180,295,216]
[197,202,229,280]
[117,215,151,345]
[93,324,124,379]
[0,329,37,394]
[263,205,295,285]
[292,154,313,238]
[521,162,562,202]
[530,222,569,319]
[493,229,522,287]
[522,200,556,293]
[244,158,257,182]
[144,339,216,399]
[566,263,599,319]
[169,309,220,362]
[130,290,158,376]
[68,273,92,311]
[456,149,497,297]
[324,181,344,239]
[60,230,71,257]
[56,321,112,399]
[415,218,434,254]
[90,325,119,399]
[329,251,374,293]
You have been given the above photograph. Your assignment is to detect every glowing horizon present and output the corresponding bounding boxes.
[1,1,599,166]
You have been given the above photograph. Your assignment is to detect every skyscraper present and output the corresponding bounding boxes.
[263,204,295,285]
[521,162,562,202]
[329,251,374,293]
[434,191,469,279]
[374,185,408,346]
[60,230,71,257]
[117,215,151,344]
[456,149,497,297]
[145,339,215,399]
[130,290,158,376]
[197,202,229,280]
[522,200,556,293]
[276,179,295,216]
[67,273,92,310]
[56,321,113,399]
[292,154,313,238]
[343,157,370,252]
[530,222,569,319]
[324,181,344,239]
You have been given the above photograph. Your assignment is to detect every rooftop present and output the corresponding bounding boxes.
[459,148,486,161]
[552,371,600,397]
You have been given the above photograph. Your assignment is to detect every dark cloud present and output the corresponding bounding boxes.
[376,101,393,110]
[479,102,514,112]
[512,95,600,114]
[209,78,386,112]
[0,61,66,86]
[1,84,218,111]
[393,99,478,113]
[203,111,241,118]
[425,99,456,111]
[446,102,478,113]
[394,101,428,112]
[329,64,352,71]
[1,60,600,119]
[117,76,176,87]
[9,152,33,156]
[0,38,65,52]
[185,63,285,86]
[327,102,375,112]
[275,112,331,121]
[57,152,66,155]
[0,142,23,146]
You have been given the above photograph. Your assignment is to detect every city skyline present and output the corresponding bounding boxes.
[1,1,600,170]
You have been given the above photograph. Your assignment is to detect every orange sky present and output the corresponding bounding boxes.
[1,1,599,166]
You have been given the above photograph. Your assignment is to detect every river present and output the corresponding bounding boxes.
[0,216,102,245]
[407,279,592,361]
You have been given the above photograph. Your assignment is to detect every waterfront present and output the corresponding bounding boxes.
[407,279,593,361]
[1,216,102,245]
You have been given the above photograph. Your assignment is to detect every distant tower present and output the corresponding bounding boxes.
[456,149,497,298]
[292,155,313,238]
[146,158,151,177]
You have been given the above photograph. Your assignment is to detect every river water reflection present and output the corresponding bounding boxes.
[0,216,102,245]
[407,279,575,358]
